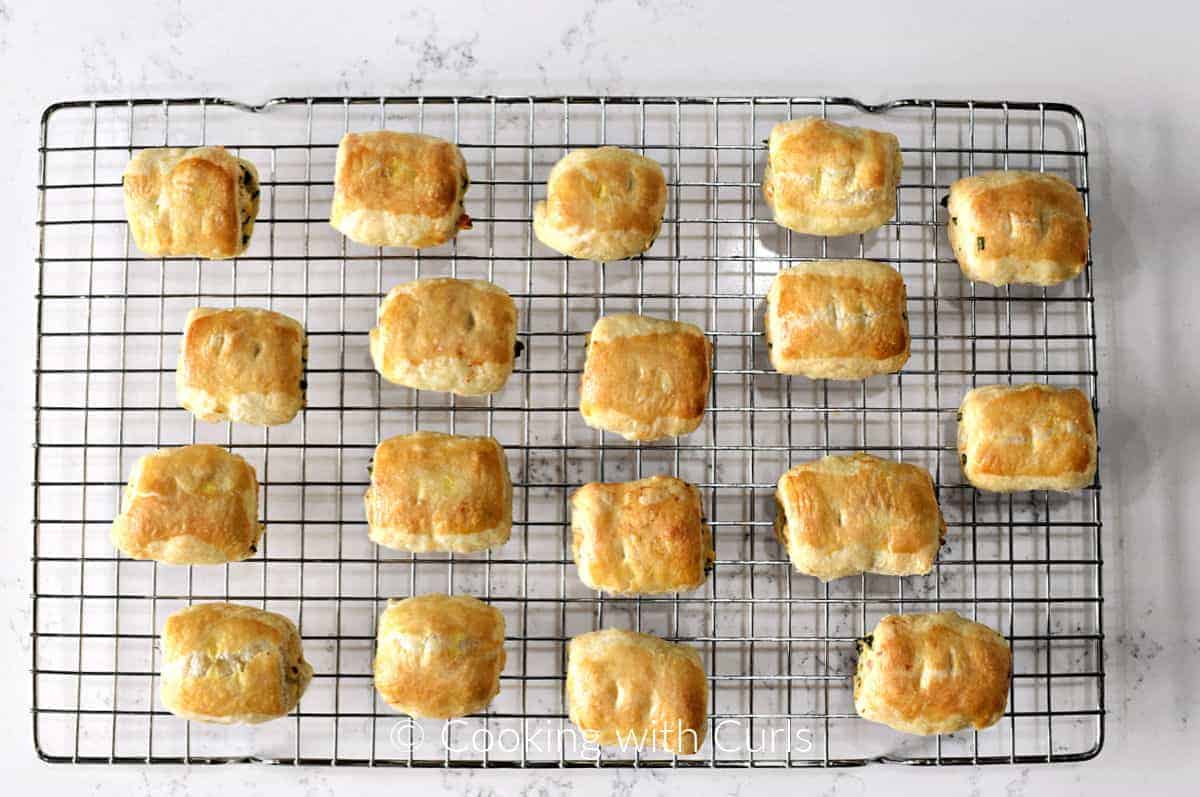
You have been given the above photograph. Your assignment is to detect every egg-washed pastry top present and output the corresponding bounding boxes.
[110,444,261,565]
[946,170,1090,287]
[854,611,1011,735]
[330,130,471,248]
[774,452,944,581]
[579,313,713,442]
[364,431,512,553]
[123,146,260,259]
[160,602,313,724]
[369,277,518,396]
[373,593,506,719]
[566,628,708,755]
[957,383,1097,492]
[763,117,902,236]
[534,146,668,262]
[765,259,910,379]
[176,306,307,426]
[571,475,714,595]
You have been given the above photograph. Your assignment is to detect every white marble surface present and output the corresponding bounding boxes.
[2,0,1198,792]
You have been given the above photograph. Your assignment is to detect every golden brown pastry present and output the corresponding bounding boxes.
[566,629,707,755]
[373,594,506,719]
[160,602,312,724]
[176,307,307,426]
[369,278,518,396]
[854,611,1011,735]
[123,147,260,259]
[571,475,713,595]
[762,118,902,236]
[765,259,910,379]
[364,432,512,553]
[774,453,944,581]
[329,131,471,248]
[957,383,1097,492]
[111,445,261,565]
[533,147,668,262]
[946,170,1089,286]
[579,313,712,441]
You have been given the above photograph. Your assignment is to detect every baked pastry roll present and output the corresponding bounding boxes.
[364,432,512,553]
[571,475,713,595]
[854,611,1011,735]
[373,594,506,718]
[533,147,668,262]
[765,259,910,379]
[329,131,471,248]
[957,383,1097,492]
[763,118,902,236]
[111,444,261,565]
[176,307,307,426]
[946,170,1089,286]
[160,602,313,724]
[567,629,708,755]
[123,147,260,259]
[774,453,944,582]
[369,278,518,395]
[579,313,712,441]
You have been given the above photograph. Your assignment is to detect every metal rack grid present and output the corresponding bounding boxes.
[32,95,1103,767]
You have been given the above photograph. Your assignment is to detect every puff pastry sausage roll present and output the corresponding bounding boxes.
[763,118,902,236]
[374,594,506,718]
[534,147,668,262]
[774,453,944,581]
[365,432,512,553]
[765,259,910,379]
[957,383,1097,492]
[946,171,1089,286]
[111,444,261,565]
[854,611,1011,735]
[330,131,471,248]
[571,475,713,595]
[370,278,518,395]
[160,602,313,724]
[567,629,708,755]
[123,147,260,259]
[580,313,712,441]
[177,307,307,426]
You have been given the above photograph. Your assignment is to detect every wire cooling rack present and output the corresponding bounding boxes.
[32,95,1103,767]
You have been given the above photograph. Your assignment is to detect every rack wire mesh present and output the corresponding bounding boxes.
[32,95,1103,767]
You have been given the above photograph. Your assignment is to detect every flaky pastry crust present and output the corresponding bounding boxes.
[957,383,1097,492]
[567,628,708,755]
[946,170,1089,287]
[111,444,261,565]
[763,118,902,236]
[364,432,512,553]
[534,147,668,262]
[123,147,260,259]
[374,594,506,719]
[765,259,910,379]
[330,131,471,248]
[774,453,944,581]
[854,611,1011,735]
[579,313,712,441]
[160,602,312,724]
[369,278,517,395]
[571,475,713,595]
[177,307,307,426]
